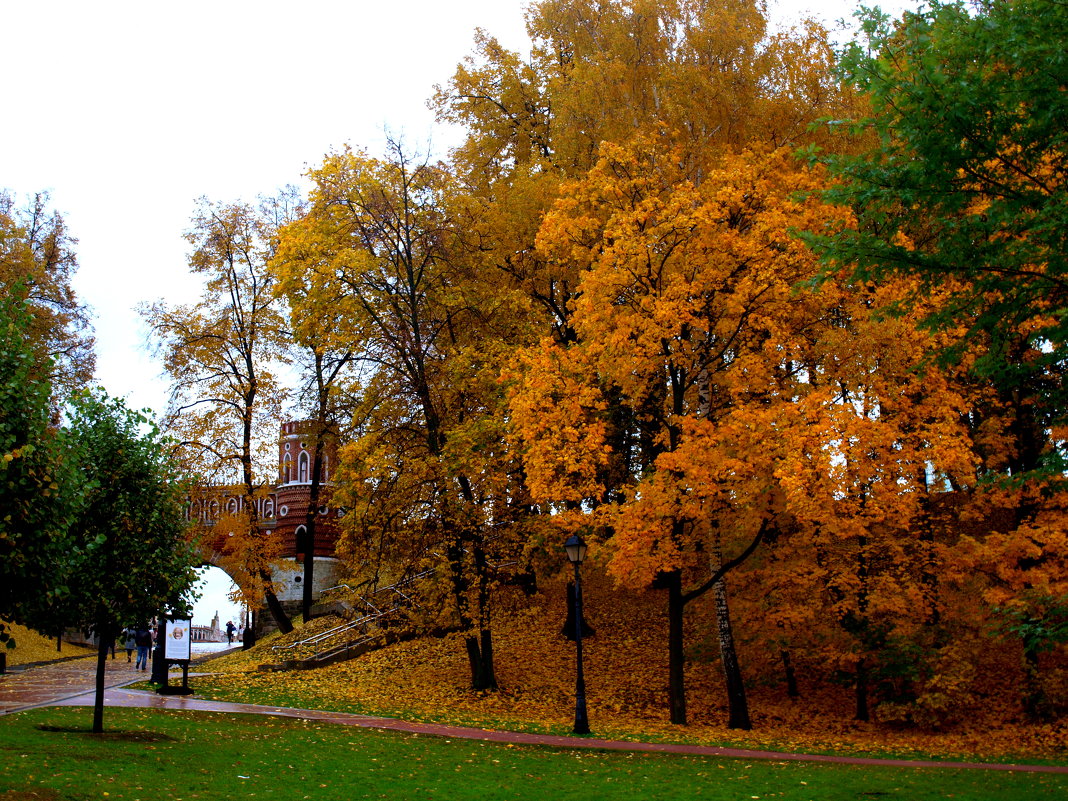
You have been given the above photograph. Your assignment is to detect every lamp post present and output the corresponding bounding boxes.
[564,533,590,735]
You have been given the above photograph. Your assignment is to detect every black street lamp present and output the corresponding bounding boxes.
[564,533,590,735]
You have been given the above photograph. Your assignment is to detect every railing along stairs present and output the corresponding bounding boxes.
[264,570,434,669]
[262,541,518,671]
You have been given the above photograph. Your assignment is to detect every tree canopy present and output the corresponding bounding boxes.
[64,391,200,732]
[811,0,1068,474]
[0,191,94,404]
[40,0,1065,732]
[0,289,83,646]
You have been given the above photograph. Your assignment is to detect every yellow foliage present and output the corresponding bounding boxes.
[0,621,93,666]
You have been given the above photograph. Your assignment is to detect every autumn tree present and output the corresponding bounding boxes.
[272,250,356,621]
[0,287,84,647]
[756,273,980,721]
[143,194,296,634]
[509,140,861,726]
[811,0,1068,719]
[64,391,199,734]
[440,0,864,727]
[0,190,94,405]
[273,143,530,689]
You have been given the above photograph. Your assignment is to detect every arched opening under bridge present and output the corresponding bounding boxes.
[188,565,245,650]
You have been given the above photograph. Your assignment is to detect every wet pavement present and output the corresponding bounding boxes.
[0,653,146,714]
[2,656,1066,774]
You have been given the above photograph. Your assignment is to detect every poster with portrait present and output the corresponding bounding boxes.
[164,618,192,661]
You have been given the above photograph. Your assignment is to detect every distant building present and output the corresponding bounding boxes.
[186,420,344,612]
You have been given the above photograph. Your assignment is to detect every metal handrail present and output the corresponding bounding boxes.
[271,560,506,659]
[272,605,404,652]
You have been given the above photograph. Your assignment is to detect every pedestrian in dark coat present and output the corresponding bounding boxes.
[134,627,153,671]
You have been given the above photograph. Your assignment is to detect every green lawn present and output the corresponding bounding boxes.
[161,676,1067,766]
[1,707,1064,800]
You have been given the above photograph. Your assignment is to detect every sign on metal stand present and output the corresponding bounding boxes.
[156,617,194,696]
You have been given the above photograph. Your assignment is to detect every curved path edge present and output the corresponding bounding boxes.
[37,686,1067,775]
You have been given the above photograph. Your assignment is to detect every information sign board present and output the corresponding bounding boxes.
[164,618,192,661]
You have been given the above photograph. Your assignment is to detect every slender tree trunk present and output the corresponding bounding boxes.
[780,649,799,699]
[92,618,111,734]
[713,575,751,729]
[302,428,327,621]
[479,629,497,690]
[1023,646,1046,721]
[855,658,870,722]
[473,536,497,690]
[666,569,687,725]
[446,533,492,689]
[464,636,484,686]
[853,526,870,722]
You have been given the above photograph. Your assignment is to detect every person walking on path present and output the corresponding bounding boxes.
[225,621,236,645]
[122,628,136,662]
[134,627,152,671]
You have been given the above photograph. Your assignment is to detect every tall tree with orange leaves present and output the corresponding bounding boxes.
[452,0,861,729]
[510,140,856,727]
[811,0,1068,719]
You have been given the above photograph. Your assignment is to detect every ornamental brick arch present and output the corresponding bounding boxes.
[186,420,344,627]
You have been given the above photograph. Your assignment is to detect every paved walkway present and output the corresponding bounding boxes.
[0,653,145,713]
[2,657,1066,774]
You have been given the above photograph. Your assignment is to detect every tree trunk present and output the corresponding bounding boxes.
[780,649,799,699]
[302,429,327,621]
[260,571,293,634]
[666,569,687,725]
[855,658,870,722]
[714,575,751,729]
[472,537,497,690]
[1023,645,1047,721]
[479,628,497,690]
[92,619,111,734]
[463,634,496,690]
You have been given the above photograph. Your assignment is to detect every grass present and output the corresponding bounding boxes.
[1,706,1065,801]
[175,673,1068,767]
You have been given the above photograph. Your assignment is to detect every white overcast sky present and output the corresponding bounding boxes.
[3,0,915,418]
[3,0,915,623]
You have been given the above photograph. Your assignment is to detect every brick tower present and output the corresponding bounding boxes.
[271,420,343,611]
